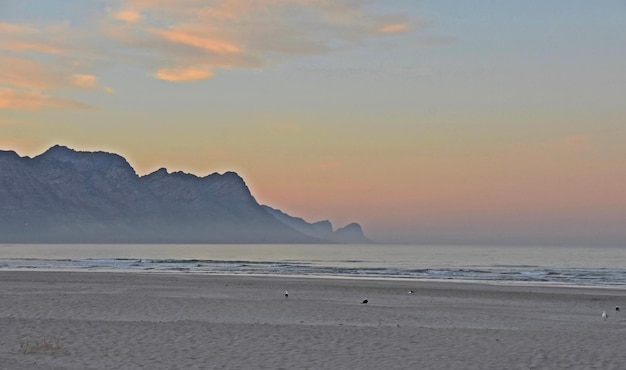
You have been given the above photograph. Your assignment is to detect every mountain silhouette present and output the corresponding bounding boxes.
[0,145,369,244]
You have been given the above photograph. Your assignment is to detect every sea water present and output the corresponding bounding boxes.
[0,244,624,287]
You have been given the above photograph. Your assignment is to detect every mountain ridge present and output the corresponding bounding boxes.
[0,145,369,244]
[261,205,371,243]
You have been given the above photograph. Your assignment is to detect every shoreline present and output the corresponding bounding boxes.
[3,243,625,287]
[2,268,626,291]
[2,271,626,369]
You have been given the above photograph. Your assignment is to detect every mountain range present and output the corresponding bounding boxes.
[0,145,370,244]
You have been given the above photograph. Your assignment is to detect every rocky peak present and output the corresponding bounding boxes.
[144,168,169,178]
[36,145,139,181]
[262,205,370,243]
[333,223,372,243]
[0,150,20,159]
[203,171,255,201]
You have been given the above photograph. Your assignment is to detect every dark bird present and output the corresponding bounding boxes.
[616,306,620,312]
[361,299,368,304]
[285,291,289,299]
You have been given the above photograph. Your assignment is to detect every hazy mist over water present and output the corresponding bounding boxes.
[1,244,625,286]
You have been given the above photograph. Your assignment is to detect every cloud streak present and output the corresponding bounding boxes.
[379,23,409,34]
[0,87,92,110]
[0,22,64,54]
[114,10,143,23]
[1,1,419,109]
[155,66,214,82]
[0,55,94,110]
[70,74,99,89]
[107,0,419,82]
[0,21,107,110]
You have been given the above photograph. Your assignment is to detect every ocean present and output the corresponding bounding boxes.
[0,244,625,287]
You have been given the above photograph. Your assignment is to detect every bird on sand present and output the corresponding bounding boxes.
[602,311,608,320]
[285,291,289,299]
[408,290,414,294]
[362,299,368,304]
[616,306,620,312]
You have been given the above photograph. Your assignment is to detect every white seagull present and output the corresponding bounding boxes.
[602,311,608,320]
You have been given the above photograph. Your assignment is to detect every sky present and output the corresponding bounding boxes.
[1,0,625,246]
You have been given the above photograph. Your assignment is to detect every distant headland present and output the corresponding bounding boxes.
[0,145,371,244]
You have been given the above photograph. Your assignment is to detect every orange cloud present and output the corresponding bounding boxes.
[107,0,419,82]
[0,87,91,110]
[0,57,61,89]
[1,40,63,54]
[70,74,98,89]
[0,17,124,111]
[151,28,241,54]
[379,23,409,34]
[115,10,143,23]
[0,22,35,33]
[0,55,109,111]
[0,24,94,110]
[0,22,64,54]
[155,66,214,81]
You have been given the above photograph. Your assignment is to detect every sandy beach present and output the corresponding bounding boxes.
[1,271,625,369]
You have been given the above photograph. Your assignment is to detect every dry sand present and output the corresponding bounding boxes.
[1,271,625,369]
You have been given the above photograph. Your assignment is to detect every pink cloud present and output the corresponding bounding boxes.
[0,0,423,110]
[0,40,63,54]
[0,21,114,111]
[0,56,62,90]
[70,74,99,89]
[155,66,214,81]
[0,87,91,111]
[379,23,409,34]
[0,22,36,33]
[107,0,420,81]
[0,22,64,54]
[151,28,241,54]
[115,10,143,23]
